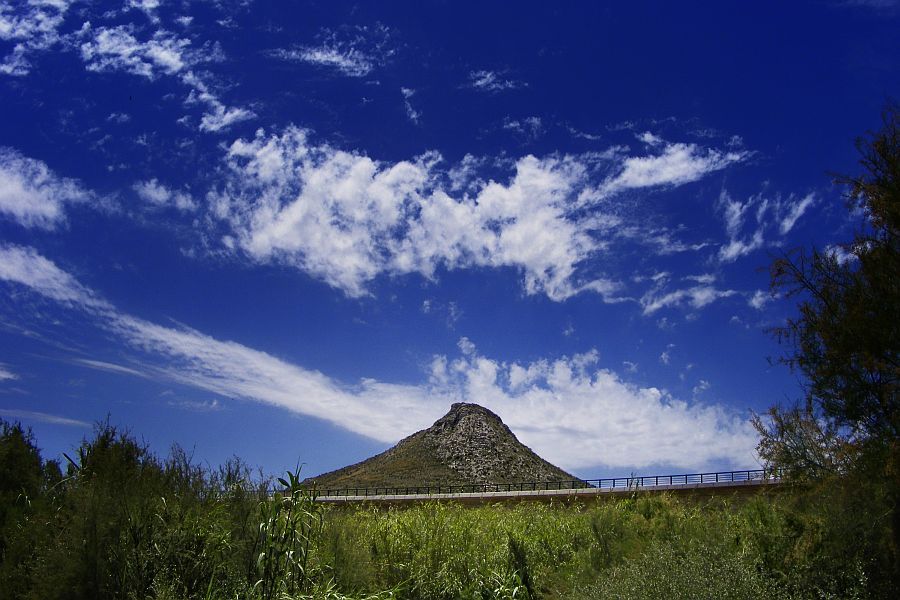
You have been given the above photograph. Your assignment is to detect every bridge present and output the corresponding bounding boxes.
[312,468,781,505]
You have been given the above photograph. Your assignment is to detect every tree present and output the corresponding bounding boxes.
[0,420,43,531]
[754,105,900,589]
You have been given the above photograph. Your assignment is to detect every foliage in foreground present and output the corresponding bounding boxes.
[0,419,896,600]
[754,104,900,588]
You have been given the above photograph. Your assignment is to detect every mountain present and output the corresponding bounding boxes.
[306,402,578,490]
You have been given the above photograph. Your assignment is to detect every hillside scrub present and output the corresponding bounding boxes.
[0,419,894,599]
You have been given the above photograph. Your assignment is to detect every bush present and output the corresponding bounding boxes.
[0,419,892,599]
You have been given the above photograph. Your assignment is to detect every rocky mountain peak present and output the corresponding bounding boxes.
[430,402,507,432]
[307,403,578,490]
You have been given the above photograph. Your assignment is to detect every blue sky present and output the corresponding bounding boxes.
[1,0,897,479]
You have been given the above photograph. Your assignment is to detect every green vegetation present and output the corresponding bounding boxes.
[754,104,900,591]
[0,418,895,599]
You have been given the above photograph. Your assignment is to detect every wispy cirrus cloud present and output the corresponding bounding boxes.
[716,189,816,263]
[641,284,737,315]
[271,45,373,77]
[269,25,394,78]
[71,358,150,379]
[636,272,737,316]
[0,147,90,229]
[0,245,110,311]
[0,408,91,428]
[0,244,759,470]
[779,192,816,235]
[599,141,747,197]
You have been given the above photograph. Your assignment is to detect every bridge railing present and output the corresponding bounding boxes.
[311,468,780,498]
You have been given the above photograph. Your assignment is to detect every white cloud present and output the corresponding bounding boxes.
[128,0,161,23]
[203,128,749,302]
[641,284,737,315]
[717,189,816,263]
[468,70,526,92]
[210,126,621,301]
[0,147,89,228]
[182,71,255,132]
[0,363,17,381]
[0,408,90,427]
[684,273,716,284]
[637,131,664,146]
[133,178,197,211]
[779,192,815,235]
[614,226,711,256]
[78,24,253,132]
[656,316,674,330]
[270,25,393,78]
[824,243,857,265]
[400,87,420,124]
[420,299,462,327]
[600,142,746,197]
[503,116,543,139]
[567,125,603,141]
[0,0,74,75]
[277,45,373,77]
[72,358,149,379]
[80,25,191,78]
[716,190,767,262]
[195,99,253,133]
[441,345,757,470]
[718,231,765,262]
[0,244,110,310]
[110,313,447,441]
[168,397,222,412]
[0,246,759,470]
[0,243,445,441]
[748,290,772,310]
[693,379,711,397]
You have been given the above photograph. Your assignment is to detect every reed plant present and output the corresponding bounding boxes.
[1,418,894,600]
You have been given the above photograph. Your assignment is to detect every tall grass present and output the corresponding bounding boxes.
[0,419,894,599]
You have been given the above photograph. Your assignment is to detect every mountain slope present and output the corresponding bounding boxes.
[306,402,578,490]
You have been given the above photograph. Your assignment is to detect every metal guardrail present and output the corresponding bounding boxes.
[312,468,780,498]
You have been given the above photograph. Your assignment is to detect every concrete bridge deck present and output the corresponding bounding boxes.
[313,469,781,505]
